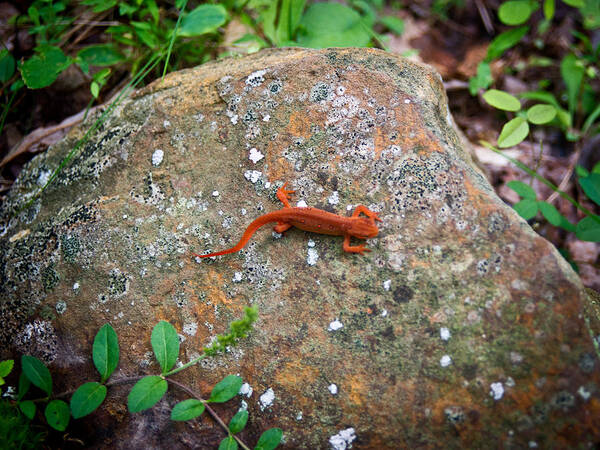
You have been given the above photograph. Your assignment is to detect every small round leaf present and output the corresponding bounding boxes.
[19,45,71,89]
[0,359,14,377]
[498,117,529,148]
[218,436,238,450]
[538,201,575,231]
[482,89,521,111]
[576,216,600,242]
[77,44,125,67]
[171,399,205,421]
[178,4,228,37]
[228,409,248,434]
[579,173,600,206]
[507,180,536,200]
[70,382,107,419]
[19,400,36,420]
[526,104,556,124]
[208,375,243,403]
[255,428,283,450]
[128,376,168,413]
[498,0,534,25]
[513,198,538,220]
[45,400,70,431]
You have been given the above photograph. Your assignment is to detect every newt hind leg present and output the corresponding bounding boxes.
[343,234,371,254]
[276,182,295,208]
[274,222,292,233]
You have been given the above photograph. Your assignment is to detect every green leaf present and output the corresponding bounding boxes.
[0,50,15,82]
[208,375,243,403]
[91,81,100,98]
[296,3,371,48]
[45,400,70,431]
[171,398,205,421]
[486,26,529,60]
[0,360,14,377]
[219,436,238,450]
[577,164,590,177]
[18,372,30,401]
[128,376,168,413]
[498,117,529,148]
[498,0,534,25]
[483,89,521,111]
[469,62,493,95]
[579,173,600,206]
[582,102,600,133]
[380,15,404,35]
[562,0,585,6]
[272,0,307,43]
[151,321,180,373]
[538,201,575,231]
[93,323,119,383]
[178,4,228,37]
[543,0,555,19]
[526,104,557,124]
[513,198,539,220]
[70,382,107,419]
[77,44,125,67]
[21,355,52,395]
[576,216,600,242]
[229,409,249,434]
[507,180,537,199]
[19,400,36,420]
[560,53,585,115]
[19,45,71,89]
[255,428,283,450]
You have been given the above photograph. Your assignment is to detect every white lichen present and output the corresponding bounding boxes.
[329,428,356,450]
[328,319,343,332]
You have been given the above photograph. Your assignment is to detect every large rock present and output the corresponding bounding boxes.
[1,47,599,448]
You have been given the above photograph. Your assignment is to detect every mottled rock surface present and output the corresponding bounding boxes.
[1,47,600,448]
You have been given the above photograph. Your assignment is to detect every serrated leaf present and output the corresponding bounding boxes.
[526,104,556,124]
[70,382,107,419]
[209,375,243,403]
[93,323,119,383]
[0,50,15,82]
[21,355,52,395]
[255,428,283,450]
[128,376,168,413]
[45,400,70,431]
[513,198,539,220]
[498,117,529,148]
[296,3,371,48]
[579,173,600,206]
[171,399,205,421]
[0,360,14,377]
[19,45,71,89]
[498,0,534,25]
[538,201,575,231]
[576,216,600,242]
[507,180,537,200]
[77,44,125,66]
[380,16,404,35]
[483,89,521,111]
[151,321,179,373]
[219,436,238,450]
[229,409,249,434]
[486,26,529,60]
[178,4,228,37]
[19,400,36,419]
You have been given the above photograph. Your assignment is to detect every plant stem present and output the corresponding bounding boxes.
[163,353,207,377]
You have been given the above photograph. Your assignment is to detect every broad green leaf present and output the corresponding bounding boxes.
[562,0,585,6]
[486,26,529,60]
[380,16,404,35]
[0,360,14,377]
[577,164,590,177]
[171,398,205,421]
[21,355,52,395]
[526,104,556,124]
[151,320,180,373]
[18,372,30,401]
[255,428,283,450]
[507,180,536,200]
[70,382,107,419]
[77,44,125,66]
[93,323,119,383]
[219,436,238,450]
[593,162,600,174]
[45,400,70,431]
[0,50,15,82]
[229,409,249,434]
[19,400,36,419]
[296,3,371,48]
[498,0,534,25]
[513,198,538,220]
[579,173,600,206]
[576,216,600,242]
[483,89,521,111]
[128,376,168,413]
[469,62,493,95]
[543,0,555,19]
[538,201,575,231]
[498,117,529,148]
[560,53,585,115]
[208,375,243,403]
[19,45,71,89]
[178,4,228,37]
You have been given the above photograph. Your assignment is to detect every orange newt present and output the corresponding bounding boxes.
[193,183,381,258]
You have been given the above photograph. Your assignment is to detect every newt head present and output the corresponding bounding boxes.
[349,217,380,240]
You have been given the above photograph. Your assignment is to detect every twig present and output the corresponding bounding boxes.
[545,141,581,205]
[475,0,494,35]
